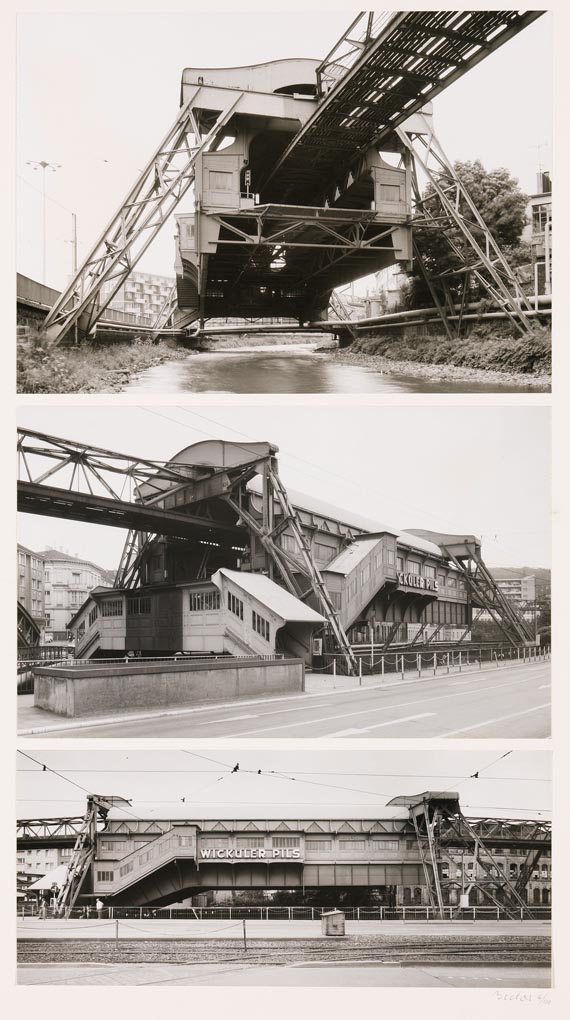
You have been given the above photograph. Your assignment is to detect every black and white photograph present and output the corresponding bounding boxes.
[17,403,550,739]
[16,748,551,987]
[16,9,551,394]
[5,0,564,1012]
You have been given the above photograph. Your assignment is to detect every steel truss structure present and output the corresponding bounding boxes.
[395,794,551,920]
[440,542,535,646]
[396,114,535,337]
[52,797,131,917]
[40,10,543,344]
[17,429,358,673]
[17,602,41,649]
[43,90,246,345]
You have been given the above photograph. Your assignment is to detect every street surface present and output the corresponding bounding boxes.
[20,661,549,738]
[17,962,552,987]
[17,919,550,940]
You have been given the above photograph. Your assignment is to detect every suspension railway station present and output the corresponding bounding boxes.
[17,428,537,685]
[39,11,547,350]
[16,791,551,918]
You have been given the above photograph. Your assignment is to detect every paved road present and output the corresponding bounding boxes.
[17,962,552,987]
[17,919,550,940]
[31,661,549,738]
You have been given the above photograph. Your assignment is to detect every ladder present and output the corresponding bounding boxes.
[267,466,359,675]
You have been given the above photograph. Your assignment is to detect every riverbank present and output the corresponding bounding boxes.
[327,327,551,390]
[17,338,192,393]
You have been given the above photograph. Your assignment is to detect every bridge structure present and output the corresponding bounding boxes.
[40,10,544,346]
[17,426,536,668]
[17,792,551,918]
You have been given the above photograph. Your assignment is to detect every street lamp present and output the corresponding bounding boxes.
[26,160,62,284]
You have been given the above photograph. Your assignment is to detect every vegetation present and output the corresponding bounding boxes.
[17,331,184,393]
[407,159,530,307]
[350,323,551,376]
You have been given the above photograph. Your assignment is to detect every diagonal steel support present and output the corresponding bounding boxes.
[44,91,245,344]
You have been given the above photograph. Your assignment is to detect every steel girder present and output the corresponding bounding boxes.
[396,114,535,336]
[43,90,245,344]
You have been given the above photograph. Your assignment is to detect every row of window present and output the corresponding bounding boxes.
[421,600,469,626]
[127,597,152,616]
[252,610,270,642]
[189,591,221,612]
[228,592,244,621]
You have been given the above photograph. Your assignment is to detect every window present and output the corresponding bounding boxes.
[209,170,232,191]
[396,556,404,571]
[407,560,420,575]
[360,564,370,585]
[384,549,395,565]
[371,839,399,851]
[447,575,457,589]
[97,871,114,882]
[438,574,446,587]
[347,578,358,601]
[77,622,85,639]
[102,600,123,617]
[532,203,551,232]
[119,861,134,877]
[280,534,297,554]
[315,542,336,565]
[424,564,436,579]
[227,591,244,620]
[236,837,265,848]
[201,837,229,848]
[189,591,220,612]
[100,841,126,851]
[127,597,151,615]
[380,184,401,202]
[178,837,193,847]
[272,837,300,848]
[406,840,416,851]
[306,840,332,851]
[88,606,98,627]
[339,839,366,850]
[252,610,270,642]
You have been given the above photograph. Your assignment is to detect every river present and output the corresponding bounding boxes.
[124,342,547,394]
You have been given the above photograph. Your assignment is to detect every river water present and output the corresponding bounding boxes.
[124,343,547,394]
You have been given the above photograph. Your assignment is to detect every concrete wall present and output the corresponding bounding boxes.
[34,657,304,717]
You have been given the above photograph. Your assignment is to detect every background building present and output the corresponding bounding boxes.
[38,549,112,643]
[100,271,174,324]
[17,544,46,629]
[522,170,552,295]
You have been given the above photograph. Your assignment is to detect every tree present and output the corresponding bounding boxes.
[407,160,529,307]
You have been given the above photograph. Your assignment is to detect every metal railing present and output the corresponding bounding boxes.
[19,904,551,922]
[17,651,289,693]
[311,643,550,679]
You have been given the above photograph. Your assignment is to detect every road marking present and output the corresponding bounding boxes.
[196,714,258,725]
[227,679,550,736]
[326,712,436,736]
[440,703,551,737]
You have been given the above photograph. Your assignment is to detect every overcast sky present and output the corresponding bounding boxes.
[17,402,550,570]
[16,9,552,289]
[16,748,551,821]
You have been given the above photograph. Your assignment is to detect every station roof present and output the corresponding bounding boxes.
[322,536,382,576]
[247,477,445,557]
[214,568,325,624]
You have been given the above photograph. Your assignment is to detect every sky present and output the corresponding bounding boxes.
[16,9,552,290]
[16,402,550,571]
[16,748,552,822]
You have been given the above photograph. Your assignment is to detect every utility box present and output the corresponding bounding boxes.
[321,909,346,937]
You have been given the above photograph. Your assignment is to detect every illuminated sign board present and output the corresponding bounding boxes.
[199,847,301,860]
[397,572,438,592]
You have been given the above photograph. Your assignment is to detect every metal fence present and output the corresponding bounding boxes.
[17,651,289,694]
[19,904,551,922]
[312,643,550,679]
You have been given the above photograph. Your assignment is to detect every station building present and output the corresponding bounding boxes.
[76,805,551,910]
[68,440,477,661]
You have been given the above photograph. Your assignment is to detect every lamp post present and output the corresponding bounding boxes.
[26,160,62,284]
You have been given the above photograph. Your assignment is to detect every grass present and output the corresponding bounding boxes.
[17,333,184,393]
[350,323,551,376]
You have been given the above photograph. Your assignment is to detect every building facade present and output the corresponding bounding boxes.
[17,544,45,629]
[40,549,112,643]
[100,271,174,324]
[522,171,552,295]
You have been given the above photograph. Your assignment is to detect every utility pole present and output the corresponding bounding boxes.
[26,160,62,284]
